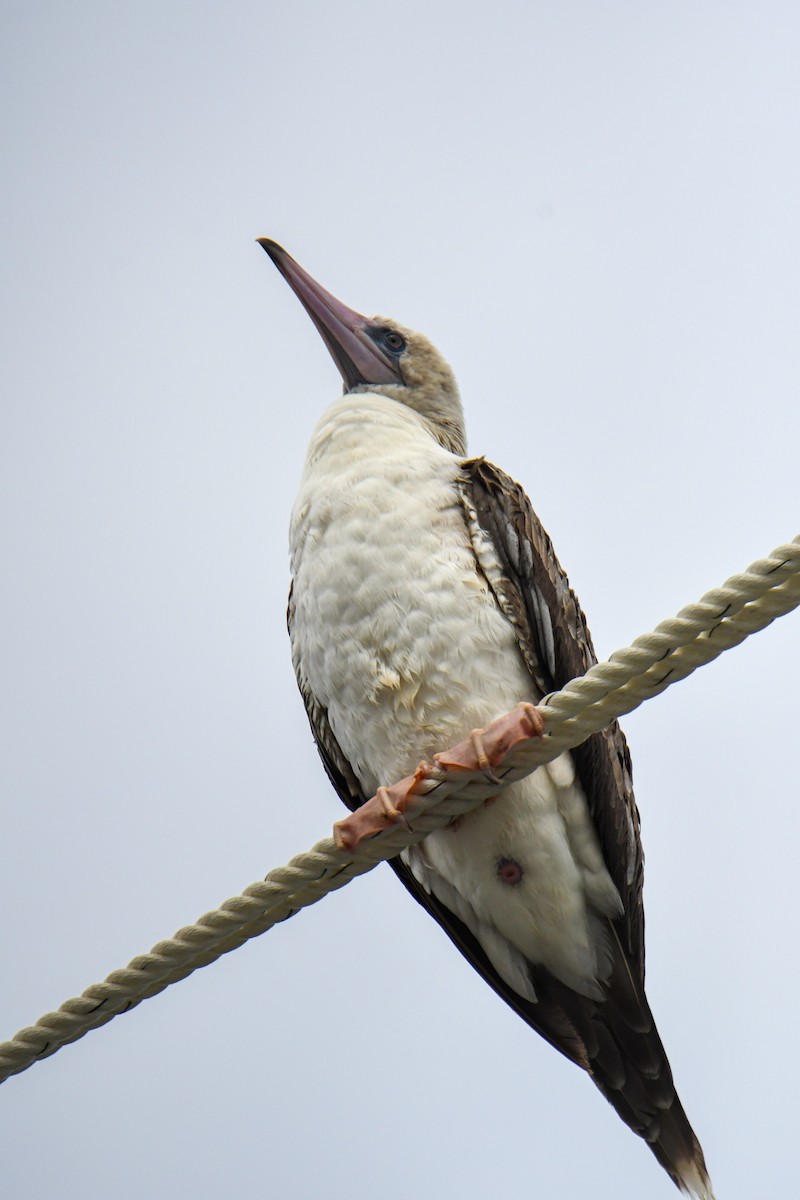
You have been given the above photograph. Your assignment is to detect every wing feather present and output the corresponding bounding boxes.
[459,456,645,978]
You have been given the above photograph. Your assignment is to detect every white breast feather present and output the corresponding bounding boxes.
[291,392,621,998]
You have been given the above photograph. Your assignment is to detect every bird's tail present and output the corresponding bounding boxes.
[535,925,715,1198]
[594,1037,714,1199]
[389,857,714,1194]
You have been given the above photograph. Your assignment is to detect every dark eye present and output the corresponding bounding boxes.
[381,329,406,354]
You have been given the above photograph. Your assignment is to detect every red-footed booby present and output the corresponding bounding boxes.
[259,238,714,1198]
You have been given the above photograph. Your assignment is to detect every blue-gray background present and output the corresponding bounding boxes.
[2,4,799,1198]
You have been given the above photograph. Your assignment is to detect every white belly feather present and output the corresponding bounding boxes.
[290,392,621,999]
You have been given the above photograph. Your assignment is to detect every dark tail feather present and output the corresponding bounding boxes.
[534,929,714,1198]
[389,859,713,1194]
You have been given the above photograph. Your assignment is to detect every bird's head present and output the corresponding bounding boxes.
[259,239,465,456]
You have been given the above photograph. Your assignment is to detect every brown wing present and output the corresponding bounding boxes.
[457,460,713,1191]
[459,457,644,979]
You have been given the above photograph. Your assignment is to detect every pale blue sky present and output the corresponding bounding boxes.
[2,4,799,1198]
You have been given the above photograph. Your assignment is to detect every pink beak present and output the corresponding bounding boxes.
[258,239,403,390]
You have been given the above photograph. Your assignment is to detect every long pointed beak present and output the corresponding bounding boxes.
[258,239,403,390]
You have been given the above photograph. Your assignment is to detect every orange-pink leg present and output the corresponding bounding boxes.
[333,703,545,851]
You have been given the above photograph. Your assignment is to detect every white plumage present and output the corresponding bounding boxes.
[291,390,624,1000]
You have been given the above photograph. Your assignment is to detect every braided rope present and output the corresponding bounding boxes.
[1,535,797,1084]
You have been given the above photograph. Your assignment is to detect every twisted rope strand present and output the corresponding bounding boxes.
[1,535,797,1084]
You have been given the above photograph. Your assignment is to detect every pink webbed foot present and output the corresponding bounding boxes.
[333,703,544,852]
[433,702,545,777]
[334,763,431,851]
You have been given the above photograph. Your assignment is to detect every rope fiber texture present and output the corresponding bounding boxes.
[1,534,798,1084]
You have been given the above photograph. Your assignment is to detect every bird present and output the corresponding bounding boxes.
[259,238,714,1198]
